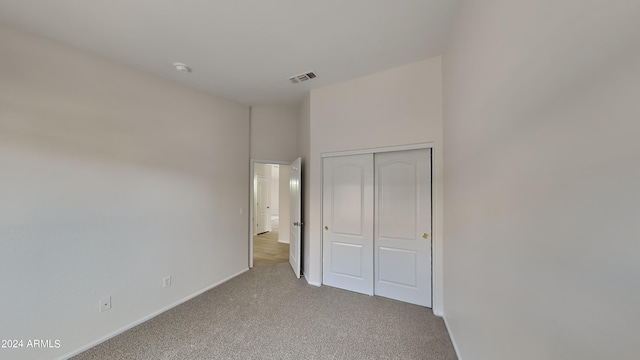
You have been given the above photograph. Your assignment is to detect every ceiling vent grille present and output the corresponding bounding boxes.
[288,71,316,84]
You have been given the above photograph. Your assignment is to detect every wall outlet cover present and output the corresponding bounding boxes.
[100,296,111,312]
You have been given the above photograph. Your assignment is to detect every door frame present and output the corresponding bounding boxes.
[320,142,435,306]
[249,159,292,268]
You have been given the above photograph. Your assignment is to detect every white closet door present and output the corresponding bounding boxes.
[322,154,374,295]
[374,149,432,307]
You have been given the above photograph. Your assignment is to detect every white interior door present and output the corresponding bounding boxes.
[322,154,374,295]
[289,158,302,278]
[374,149,432,307]
[255,175,271,234]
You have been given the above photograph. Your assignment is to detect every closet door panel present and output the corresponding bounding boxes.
[375,149,432,307]
[322,154,374,295]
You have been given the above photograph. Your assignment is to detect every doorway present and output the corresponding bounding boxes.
[252,162,290,267]
[249,158,303,277]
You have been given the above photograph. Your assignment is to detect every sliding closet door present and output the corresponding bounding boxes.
[374,149,432,307]
[322,154,374,295]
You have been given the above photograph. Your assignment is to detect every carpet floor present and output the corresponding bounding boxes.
[72,263,457,360]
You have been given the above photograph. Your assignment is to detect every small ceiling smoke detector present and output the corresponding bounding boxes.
[173,62,192,73]
[288,71,316,84]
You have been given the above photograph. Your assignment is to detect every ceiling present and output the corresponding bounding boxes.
[0,0,461,106]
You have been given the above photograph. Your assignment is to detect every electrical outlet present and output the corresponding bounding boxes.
[163,276,171,288]
[100,297,111,312]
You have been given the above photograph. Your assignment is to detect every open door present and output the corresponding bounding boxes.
[289,157,302,278]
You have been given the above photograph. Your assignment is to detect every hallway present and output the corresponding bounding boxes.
[253,220,289,267]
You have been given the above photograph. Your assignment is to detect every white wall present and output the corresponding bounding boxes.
[250,103,299,162]
[0,24,250,360]
[278,165,291,243]
[270,165,279,216]
[298,96,311,277]
[307,58,444,306]
[443,1,640,359]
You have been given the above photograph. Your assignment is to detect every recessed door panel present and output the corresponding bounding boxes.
[379,162,417,240]
[332,165,363,236]
[331,243,363,278]
[378,247,417,287]
[322,154,374,295]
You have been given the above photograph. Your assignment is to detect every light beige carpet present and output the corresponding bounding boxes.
[72,263,457,359]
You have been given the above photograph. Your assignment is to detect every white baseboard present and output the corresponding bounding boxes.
[277,239,290,244]
[59,268,249,360]
[442,315,463,360]
[303,272,321,287]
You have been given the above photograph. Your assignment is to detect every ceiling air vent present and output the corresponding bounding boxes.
[288,71,317,84]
